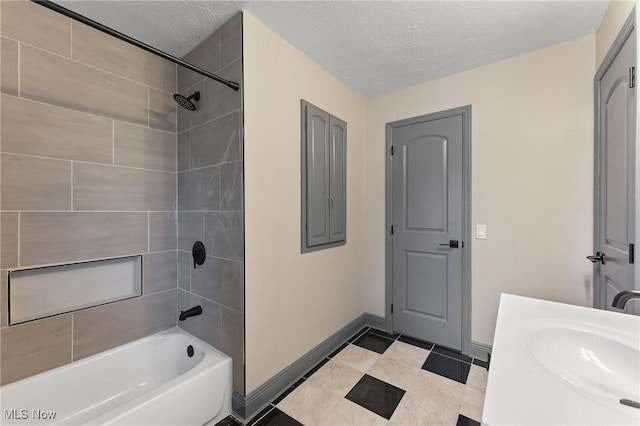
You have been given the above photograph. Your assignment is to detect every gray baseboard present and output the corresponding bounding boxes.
[363,312,385,330]
[233,312,385,421]
[469,341,492,361]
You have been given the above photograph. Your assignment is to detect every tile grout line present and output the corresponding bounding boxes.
[178,159,242,174]
[112,120,115,165]
[17,40,175,94]
[69,19,72,59]
[6,210,177,214]
[147,87,150,128]
[17,212,20,267]
[367,329,399,342]
[175,210,243,214]
[70,314,74,362]
[206,254,243,264]
[350,326,370,342]
[185,129,191,172]
[175,281,179,326]
[17,41,21,97]
[181,108,242,134]
[70,162,74,210]
[429,350,473,366]
[2,92,175,135]
[0,151,177,174]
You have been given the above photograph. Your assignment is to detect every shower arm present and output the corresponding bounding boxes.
[31,0,240,92]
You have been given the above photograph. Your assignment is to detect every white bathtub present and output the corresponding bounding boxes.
[0,327,231,425]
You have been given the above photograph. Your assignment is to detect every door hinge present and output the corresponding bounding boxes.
[391,145,394,156]
[391,304,394,314]
[630,243,635,264]
[630,66,636,88]
[391,225,394,235]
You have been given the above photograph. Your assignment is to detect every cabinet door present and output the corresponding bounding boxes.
[329,116,346,243]
[305,104,330,247]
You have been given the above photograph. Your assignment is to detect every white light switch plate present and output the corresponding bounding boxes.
[476,224,487,239]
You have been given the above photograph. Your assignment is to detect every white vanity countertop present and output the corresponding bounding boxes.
[483,293,640,426]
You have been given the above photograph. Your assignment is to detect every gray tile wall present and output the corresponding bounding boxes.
[0,1,178,385]
[176,12,245,395]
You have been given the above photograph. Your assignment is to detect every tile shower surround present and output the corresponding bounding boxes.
[176,12,245,395]
[0,1,177,385]
[1,1,244,400]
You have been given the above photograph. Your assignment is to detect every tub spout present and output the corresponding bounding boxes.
[179,305,203,321]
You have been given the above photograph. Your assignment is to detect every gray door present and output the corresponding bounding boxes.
[594,26,637,312]
[391,113,464,350]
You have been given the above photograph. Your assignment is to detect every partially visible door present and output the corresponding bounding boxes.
[594,25,637,312]
[390,111,465,350]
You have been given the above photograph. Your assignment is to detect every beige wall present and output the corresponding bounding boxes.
[0,1,177,384]
[243,12,368,393]
[596,0,636,68]
[365,34,596,346]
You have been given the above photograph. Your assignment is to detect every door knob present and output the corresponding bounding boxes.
[586,251,606,264]
[439,240,461,249]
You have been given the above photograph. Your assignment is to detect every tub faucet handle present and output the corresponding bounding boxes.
[192,241,206,269]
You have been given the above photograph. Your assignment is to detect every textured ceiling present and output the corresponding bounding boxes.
[57,1,609,97]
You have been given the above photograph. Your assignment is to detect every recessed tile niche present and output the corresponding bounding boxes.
[9,256,142,325]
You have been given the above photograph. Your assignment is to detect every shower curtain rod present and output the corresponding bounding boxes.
[32,0,240,91]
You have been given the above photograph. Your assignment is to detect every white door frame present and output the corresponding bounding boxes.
[384,105,473,356]
[593,8,637,308]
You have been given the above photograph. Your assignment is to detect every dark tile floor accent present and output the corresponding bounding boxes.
[215,415,243,426]
[352,331,394,354]
[432,345,473,363]
[247,405,275,426]
[472,358,489,369]
[272,378,306,405]
[346,326,370,343]
[398,334,434,350]
[368,328,400,339]
[345,374,405,419]
[302,357,330,378]
[250,407,302,426]
[422,352,471,384]
[457,414,482,426]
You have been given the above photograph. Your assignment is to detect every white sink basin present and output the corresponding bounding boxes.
[524,321,640,403]
[483,294,640,426]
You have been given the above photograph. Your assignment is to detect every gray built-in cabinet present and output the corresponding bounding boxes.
[301,100,347,252]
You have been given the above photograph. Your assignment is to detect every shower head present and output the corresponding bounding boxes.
[173,91,200,111]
